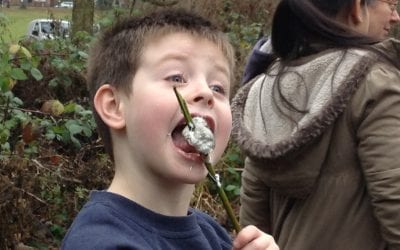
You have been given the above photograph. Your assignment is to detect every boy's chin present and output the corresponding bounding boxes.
[178,165,208,184]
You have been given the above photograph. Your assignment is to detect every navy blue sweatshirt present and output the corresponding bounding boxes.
[61,191,232,250]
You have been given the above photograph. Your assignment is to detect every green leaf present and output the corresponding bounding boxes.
[66,122,83,135]
[70,135,82,148]
[0,128,10,143]
[78,51,88,59]
[1,142,10,152]
[0,77,8,91]
[60,75,73,87]
[226,166,238,175]
[20,61,31,70]
[49,78,60,87]
[45,130,56,140]
[30,68,43,81]
[4,119,18,130]
[225,184,237,192]
[52,125,66,134]
[11,96,23,106]
[63,102,76,113]
[10,68,27,80]
[82,126,92,137]
[51,57,66,70]
[227,154,239,162]
[12,109,28,121]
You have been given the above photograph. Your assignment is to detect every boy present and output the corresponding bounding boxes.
[61,9,278,250]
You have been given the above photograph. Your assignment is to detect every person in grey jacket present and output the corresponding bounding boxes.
[232,0,400,249]
[241,0,400,85]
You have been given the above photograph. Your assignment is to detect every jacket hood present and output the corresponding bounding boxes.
[233,50,375,161]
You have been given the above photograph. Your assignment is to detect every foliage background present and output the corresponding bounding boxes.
[0,0,278,249]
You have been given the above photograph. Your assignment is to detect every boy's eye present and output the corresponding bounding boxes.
[210,84,226,95]
[166,74,186,84]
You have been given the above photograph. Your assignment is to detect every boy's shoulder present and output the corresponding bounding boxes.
[61,191,149,249]
[61,191,232,250]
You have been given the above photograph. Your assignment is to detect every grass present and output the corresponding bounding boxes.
[0,6,72,42]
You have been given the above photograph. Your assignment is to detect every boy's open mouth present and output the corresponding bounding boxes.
[172,123,199,154]
[171,116,215,155]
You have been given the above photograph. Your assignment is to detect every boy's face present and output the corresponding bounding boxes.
[119,32,232,184]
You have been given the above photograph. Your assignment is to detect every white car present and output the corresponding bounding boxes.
[60,1,73,8]
[27,19,70,40]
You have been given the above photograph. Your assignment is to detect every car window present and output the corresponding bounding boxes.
[33,22,39,33]
[41,22,52,33]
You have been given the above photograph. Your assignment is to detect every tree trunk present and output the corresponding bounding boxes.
[71,0,95,38]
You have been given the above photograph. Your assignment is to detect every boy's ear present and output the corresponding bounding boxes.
[349,0,364,24]
[94,84,126,130]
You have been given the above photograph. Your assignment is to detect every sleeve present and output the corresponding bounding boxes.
[353,63,400,249]
[239,164,271,233]
[241,37,275,85]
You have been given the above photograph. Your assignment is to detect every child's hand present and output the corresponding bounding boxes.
[232,225,279,250]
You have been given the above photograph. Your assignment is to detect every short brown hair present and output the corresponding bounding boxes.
[86,9,235,160]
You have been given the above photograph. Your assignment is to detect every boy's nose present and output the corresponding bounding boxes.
[189,82,214,108]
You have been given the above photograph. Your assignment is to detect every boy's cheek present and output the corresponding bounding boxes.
[215,124,232,158]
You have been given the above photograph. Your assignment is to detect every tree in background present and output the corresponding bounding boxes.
[71,0,95,37]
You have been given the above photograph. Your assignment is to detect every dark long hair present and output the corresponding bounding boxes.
[271,0,377,61]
